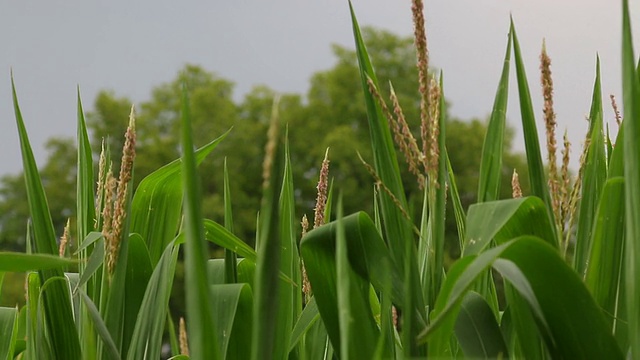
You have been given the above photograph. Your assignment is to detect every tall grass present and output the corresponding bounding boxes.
[0,0,638,359]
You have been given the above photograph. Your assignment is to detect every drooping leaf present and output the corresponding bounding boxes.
[423,237,623,359]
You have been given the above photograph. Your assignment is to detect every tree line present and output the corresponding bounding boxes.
[0,27,529,259]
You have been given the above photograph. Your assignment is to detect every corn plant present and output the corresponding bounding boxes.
[0,0,639,359]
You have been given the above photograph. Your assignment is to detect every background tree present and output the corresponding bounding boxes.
[0,27,530,307]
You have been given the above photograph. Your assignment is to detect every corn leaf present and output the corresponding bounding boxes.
[510,21,558,242]
[204,220,256,261]
[223,158,238,284]
[75,89,95,244]
[180,84,219,359]
[622,0,640,356]
[454,292,509,359]
[0,253,76,272]
[0,307,18,360]
[289,297,320,352]
[335,198,379,359]
[574,58,607,275]
[77,290,121,360]
[11,78,81,359]
[301,212,408,356]
[271,136,300,360]
[477,28,512,203]
[349,4,426,355]
[127,240,179,360]
[426,74,448,306]
[464,197,556,255]
[120,234,153,356]
[446,150,466,246]
[424,237,622,358]
[584,177,625,329]
[130,129,229,265]
[210,283,253,360]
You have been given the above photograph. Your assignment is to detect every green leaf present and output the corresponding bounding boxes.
[223,158,238,284]
[289,297,320,352]
[75,89,96,246]
[584,177,625,330]
[73,237,105,292]
[510,20,558,242]
[271,135,300,360]
[0,253,76,272]
[301,212,408,357]
[454,292,509,359]
[204,220,256,261]
[477,29,511,203]
[11,77,81,359]
[210,283,253,360]
[574,57,607,276]
[426,73,448,306]
[130,129,229,265]
[464,197,557,255]
[349,4,426,355]
[127,241,179,360]
[335,197,379,360]
[622,0,640,356]
[180,84,219,359]
[77,290,121,360]
[423,237,623,359]
[446,149,466,247]
[121,234,153,356]
[251,98,284,360]
[0,307,18,360]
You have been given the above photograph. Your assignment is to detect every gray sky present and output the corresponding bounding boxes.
[0,0,638,176]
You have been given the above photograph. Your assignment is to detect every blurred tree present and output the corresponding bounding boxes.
[0,25,533,314]
[0,27,529,260]
[87,90,133,174]
[0,138,76,250]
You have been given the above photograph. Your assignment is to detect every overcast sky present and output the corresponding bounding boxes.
[1,0,638,176]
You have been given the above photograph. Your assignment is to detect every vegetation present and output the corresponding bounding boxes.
[0,0,636,359]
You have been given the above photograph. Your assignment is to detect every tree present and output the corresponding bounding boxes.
[0,138,76,250]
[0,27,529,259]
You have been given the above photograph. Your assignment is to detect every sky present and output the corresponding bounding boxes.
[0,0,638,176]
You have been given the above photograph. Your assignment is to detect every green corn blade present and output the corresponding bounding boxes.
[510,20,558,244]
[11,77,81,359]
[477,29,512,203]
[622,0,640,356]
[574,58,607,276]
[180,84,219,359]
[349,3,426,355]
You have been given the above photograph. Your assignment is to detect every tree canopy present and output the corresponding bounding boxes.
[0,26,529,255]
